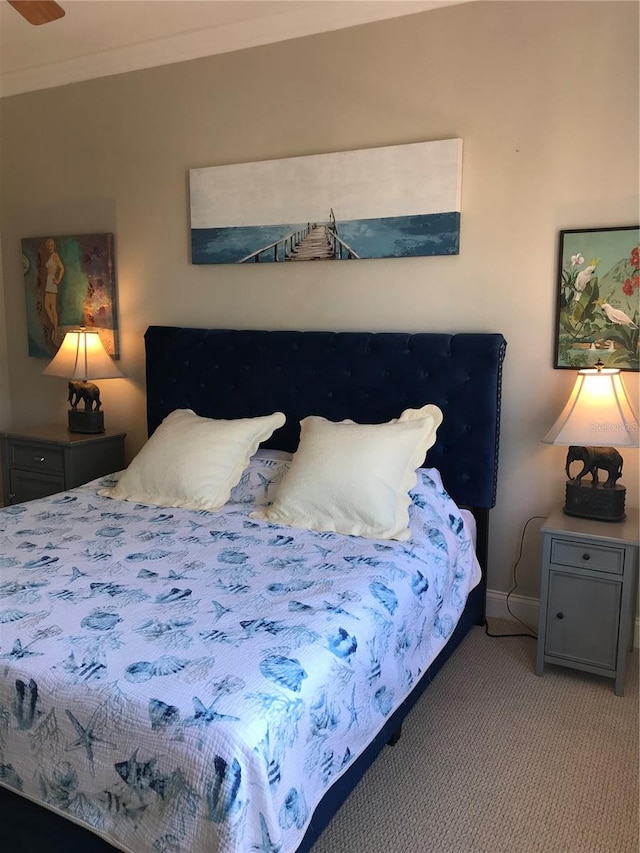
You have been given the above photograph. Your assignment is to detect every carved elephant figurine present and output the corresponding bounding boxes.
[68,380,102,412]
[565,445,623,488]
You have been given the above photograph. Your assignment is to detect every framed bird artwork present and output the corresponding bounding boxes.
[554,225,639,371]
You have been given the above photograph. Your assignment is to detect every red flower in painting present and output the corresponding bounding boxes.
[631,245,640,268]
[623,279,634,296]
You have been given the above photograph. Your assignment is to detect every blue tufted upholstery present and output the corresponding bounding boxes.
[145,327,506,510]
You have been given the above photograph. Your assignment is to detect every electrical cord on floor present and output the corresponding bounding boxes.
[485,514,546,640]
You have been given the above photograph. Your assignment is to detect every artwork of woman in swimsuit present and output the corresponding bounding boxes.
[43,237,65,343]
[21,232,119,359]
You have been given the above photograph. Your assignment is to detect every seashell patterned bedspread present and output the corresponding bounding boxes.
[0,456,480,853]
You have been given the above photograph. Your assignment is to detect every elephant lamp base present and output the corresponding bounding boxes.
[68,409,105,434]
[564,480,626,522]
[67,380,105,434]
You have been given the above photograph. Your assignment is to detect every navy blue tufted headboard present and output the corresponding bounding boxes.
[145,326,506,511]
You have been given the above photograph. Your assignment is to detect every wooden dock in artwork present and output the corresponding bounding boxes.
[286,225,335,261]
[237,211,360,263]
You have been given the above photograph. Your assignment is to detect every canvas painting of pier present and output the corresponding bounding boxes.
[189,139,462,264]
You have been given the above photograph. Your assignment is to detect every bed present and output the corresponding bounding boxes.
[0,327,506,853]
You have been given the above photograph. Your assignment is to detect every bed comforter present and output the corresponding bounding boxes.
[0,455,480,853]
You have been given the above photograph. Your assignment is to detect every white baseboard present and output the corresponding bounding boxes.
[486,589,640,649]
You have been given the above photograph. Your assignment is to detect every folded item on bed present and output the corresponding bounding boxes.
[252,405,443,540]
[98,408,285,511]
[0,461,478,853]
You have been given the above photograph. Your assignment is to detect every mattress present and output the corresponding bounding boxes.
[0,454,480,853]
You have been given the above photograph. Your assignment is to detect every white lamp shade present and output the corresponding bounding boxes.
[42,330,123,381]
[542,368,639,449]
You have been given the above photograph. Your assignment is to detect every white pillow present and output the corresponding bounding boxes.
[99,408,285,511]
[251,405,443,540]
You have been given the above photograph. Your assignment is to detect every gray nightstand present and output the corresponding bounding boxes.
[1,424,126,506]
[536,509,639,696]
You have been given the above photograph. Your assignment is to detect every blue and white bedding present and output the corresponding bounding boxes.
[0,454,480,853]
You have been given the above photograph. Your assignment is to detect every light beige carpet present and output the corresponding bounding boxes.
[312,620,639,853]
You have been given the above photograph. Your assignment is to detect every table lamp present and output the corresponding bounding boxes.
[542,360,639,521]
[42,328,123,434]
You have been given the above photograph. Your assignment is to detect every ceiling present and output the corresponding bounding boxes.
[0,0,471,98]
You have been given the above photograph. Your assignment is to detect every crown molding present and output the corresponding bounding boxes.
[1,1,464,98]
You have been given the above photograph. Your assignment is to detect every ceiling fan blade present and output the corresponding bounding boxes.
[7,1,65,26]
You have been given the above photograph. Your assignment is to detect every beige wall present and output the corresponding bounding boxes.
[1,1,638,604]
[0,241,10,426]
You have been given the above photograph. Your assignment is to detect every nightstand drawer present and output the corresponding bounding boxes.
[2,426,126,506]
[10,442,65,475]
[9,469,65,503]
[550,538,624,574]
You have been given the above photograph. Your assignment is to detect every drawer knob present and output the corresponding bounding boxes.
[33,455,46,463]
[582,553,590,561]
[556,612,564,620]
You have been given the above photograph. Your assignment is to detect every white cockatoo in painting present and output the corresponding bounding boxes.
[573,259,599,300]
[600,303,638,328]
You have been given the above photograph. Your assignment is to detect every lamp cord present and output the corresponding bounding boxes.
[485,514,546,640]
